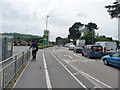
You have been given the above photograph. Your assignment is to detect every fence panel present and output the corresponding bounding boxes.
[0,49,31,90]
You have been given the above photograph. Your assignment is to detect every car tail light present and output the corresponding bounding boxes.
[104,47,106,52]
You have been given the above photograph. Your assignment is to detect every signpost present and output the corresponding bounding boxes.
[43,30,49,46]
[0,35,13,62]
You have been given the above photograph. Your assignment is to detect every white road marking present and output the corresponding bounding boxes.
[53,49,112,88]
[67,60,112,88]
[53,51,113,88]
[73,72,80,75]
[43,53,52,89]
[51,52,88,89]
[67,55,73,59]
[74,54,81,57]
[81,71,112,88]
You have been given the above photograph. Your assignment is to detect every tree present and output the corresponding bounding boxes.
[81,31,96,45]
[56,37,62,45]
[80,22,98,44]
[105,1,120,19]
[68,22,84,40]
[85,22,98,31]
[56,37,70,46]
[96,35,113,41]
[68,22,98,44]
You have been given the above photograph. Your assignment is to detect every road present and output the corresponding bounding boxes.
[13,46,29,55]
[14,46,119,89]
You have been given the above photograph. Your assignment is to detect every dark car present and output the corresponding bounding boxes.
[82,45,103,58]
[101,51,120,67]
[74,46,83,53]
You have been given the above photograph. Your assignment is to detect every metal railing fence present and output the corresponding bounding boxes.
[0,49,31,90]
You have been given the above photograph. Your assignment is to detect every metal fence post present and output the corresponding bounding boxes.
[22,51,24,65]
[27,50,28,61]
[14,55,17,74]
[2,70,4,89]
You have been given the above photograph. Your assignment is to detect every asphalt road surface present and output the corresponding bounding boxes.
[14,46,119,89]
[13,46,29,55]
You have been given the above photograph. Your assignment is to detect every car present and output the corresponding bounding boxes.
[101,51,120,67]
[73,46,83,53]
[82,45,103,58]
[69,45,75,50]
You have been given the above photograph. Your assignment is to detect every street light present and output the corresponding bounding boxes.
[46,15,49,30]
[45,15,50,45]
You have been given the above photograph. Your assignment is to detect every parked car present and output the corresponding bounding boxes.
[69,45,75,50]
[65,43,73,47]
[82,45,103,58]
[101,51,120,67]
[74,46,83,53]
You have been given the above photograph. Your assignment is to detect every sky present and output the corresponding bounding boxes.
[0,0,118,41]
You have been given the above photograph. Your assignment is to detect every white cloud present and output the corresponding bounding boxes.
[1,0,118,41]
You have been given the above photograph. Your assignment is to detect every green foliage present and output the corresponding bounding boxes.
[38,46,47,49]
[38,45,54,49]
[85,22,98,31]
[68,22,84,40]
[81,31,96,44]
[96,36,113,41]
[81,31,114,45]
[68,22,98,41]
[105,1,120,18]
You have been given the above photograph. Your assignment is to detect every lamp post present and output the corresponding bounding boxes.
[46,15,49,30]
[45,15,50,46]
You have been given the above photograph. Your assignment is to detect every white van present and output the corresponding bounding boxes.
[95,41,117,54]
[69,45,75,50]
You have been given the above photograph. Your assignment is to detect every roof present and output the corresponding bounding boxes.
[1,33,42,38]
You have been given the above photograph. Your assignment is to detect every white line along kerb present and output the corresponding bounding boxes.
[43,53,52,89]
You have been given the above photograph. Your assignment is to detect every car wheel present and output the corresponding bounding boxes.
[87,54,91,58]
[104,59,108,65]
[82,53,84,56]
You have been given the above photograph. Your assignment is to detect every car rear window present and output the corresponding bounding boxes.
[91,46,102,51]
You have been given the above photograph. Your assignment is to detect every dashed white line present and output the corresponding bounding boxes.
[43,53,52,89]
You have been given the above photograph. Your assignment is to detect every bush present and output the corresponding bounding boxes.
[38,46,46,49]
[38,45,54,49]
